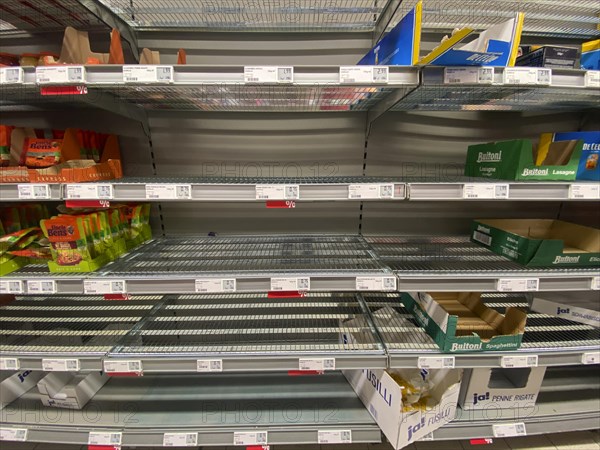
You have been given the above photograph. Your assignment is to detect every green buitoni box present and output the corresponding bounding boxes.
[471,219,600,267]
[402,292,527,353]
[465,138,583,181]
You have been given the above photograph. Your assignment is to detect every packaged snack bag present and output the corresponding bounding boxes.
[0,125,13,167]
[41,216,93,266]
[23,138,62,168]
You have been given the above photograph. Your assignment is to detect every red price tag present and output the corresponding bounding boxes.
[41,86,88,96]
[65,200,111,209]
[104,294,131,300]
[88,446,120,450]
[106,372,143,377]
[265,200,295,208]
[247,446,269,450]
[267,291,306,298]
[470,439,493,445]
[287,370,323,376]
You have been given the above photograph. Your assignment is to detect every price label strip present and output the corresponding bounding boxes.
[244,66,293,84]
[163,432,198,447]
[88,432,122,447]
[444,67,494,84]
[340,66,388,84]
[585,70,600,88]
[17,184,51,200]
[0,357,20,371]
[42,358,80,372]
[256,184,299,200]
[103,360,143,375]
[27,280,57,294]
[299,358,335,371]
[569,184,600,200]
[0,67,24,84]
[66,184,113,200]
[195,278,236,293]
[356,276,397,291]
[492,423,526,438]
[501,355,538,368]
[582,352,600,365]
[463,184,509,199]
[503,68,551,85]
[36,66,85,84]
[317,430,352,444]
[84,280,127,295]
[497,278,539,292]
[271,277,310,291]
[233,431,268,446]
[0,428,28,442]
[145,184,191,199]
[123,65,174,83]
[417,356,455,369]
[0,280,24,294]
[197,359,223,372]
[348,183,394,199]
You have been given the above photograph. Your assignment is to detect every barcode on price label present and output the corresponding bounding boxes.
[0,67,24,84]
[0,280,24,294]
[123,65,174,83]
[0,358,20,371]
[444,67,494,84]
[569,184,600,199]
[348,184,394,199]
[356,276,397,291]
[233,431,268,446]
[36,66,85,84]
[145,184,192,199]
[88,431,122,446]
[27,280,57,294]
[42,358,80,371]
[84,280,127,294]
[196,278,236,293]
[0,428,28,441]
[585,70,600,88]
[463,184,509,199]
[255,184,299,200]
[163,432,198,447]
[417,356,455,369]
[66,184,113,199]
[17,184,51,199]
[501,355,538,368]
[299,358,335,371]
[582,352,600,365]
[340,66,388,84]
[244,66,293,83]
[497,278,539,292]
[317,430,352,444]
[197,359,223,372]
[103,360,143,373]
[492,423,526,438]
[271,277,310,291]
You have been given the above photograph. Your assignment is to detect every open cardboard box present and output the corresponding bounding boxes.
[38,371,109,409]
[401,292,527,353]
[1,370,45,410]
[530,292,600,327]
[471,219,600,266]
[465,137,584,181]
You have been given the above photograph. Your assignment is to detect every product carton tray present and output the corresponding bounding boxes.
[0,159,122,183]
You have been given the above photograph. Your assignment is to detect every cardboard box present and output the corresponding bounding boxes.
[547,131,600,182]
[458,366,546,410]
[0,370,45,410]
[401,292,526,353]
[581,39,600,70]
[464,138,584,181]
[471,219,600,267]
[344,368,461,449]
[530,292,600,327]
[516,46,578,69]
[38,371,108,409]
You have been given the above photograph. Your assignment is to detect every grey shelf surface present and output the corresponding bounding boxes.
[365,235,600,292]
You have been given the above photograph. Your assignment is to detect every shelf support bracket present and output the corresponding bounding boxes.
[373,0,403,44]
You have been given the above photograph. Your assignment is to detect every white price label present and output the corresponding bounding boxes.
[103,360,143,374]
[356,276,397,291]
[0,428,28,442]
[497,278,539,292]
[195,279,236,293]
[420,433,435,441]
[340,66,388,84]
[244,66,293,83]
[348,184,394,199]
[582,352,600,365]
[163,432,198,447]
[299,358,335,371]
[444,67,493,84]
[42,358,80,372]
[569,184,600,200]
[66,184,113,199]
[27,280,57,294]
[255,184,299,200]
[88,431,122,446]
[318,430,352,444]
[197,359,223,372]
[585,70,600,88]
[36,66,85,84]
[0,67,24,84]
[417,356,455,369]
[501,355,538,368]
[123,65,174,83]
[0,280,24,294]
[592,277,600,290]
[271,277,310,291]
[145,184,192,199]
[233,431,268,446]
[463,184,509,199]
[504,68,551,85]
[17,184,51,200]
[84,280,127,294]
[492,423,526,438]
[0,358,20,371]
